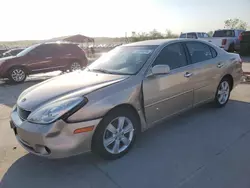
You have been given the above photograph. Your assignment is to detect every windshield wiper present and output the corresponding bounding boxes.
[90,68,116,74]
[89,68,133,75]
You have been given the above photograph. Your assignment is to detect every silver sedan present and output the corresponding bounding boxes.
[10,39,243,160]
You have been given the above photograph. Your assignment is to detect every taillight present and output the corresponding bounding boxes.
[239,58,243,64]
[222,39,227,45]
[239,33,243,41]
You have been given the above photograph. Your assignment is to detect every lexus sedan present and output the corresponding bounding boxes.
[10,39,242,160]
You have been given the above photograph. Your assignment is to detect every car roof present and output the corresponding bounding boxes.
[123,38,204,47]
[43,41,74,45]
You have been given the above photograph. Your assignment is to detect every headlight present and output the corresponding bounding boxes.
[27,97,87,124]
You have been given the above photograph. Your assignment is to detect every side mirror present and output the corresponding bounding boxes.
[151,64,170,75]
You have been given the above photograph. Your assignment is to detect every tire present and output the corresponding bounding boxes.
[92,108,139,160]
[70,61,82,72]
[8,67,27,83]
[214,78,232,107]
[228,43,235,53]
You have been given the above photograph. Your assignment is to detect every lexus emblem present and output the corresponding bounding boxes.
[21,98,26,102]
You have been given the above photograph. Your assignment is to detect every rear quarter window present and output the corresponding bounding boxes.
[209,47,217,58]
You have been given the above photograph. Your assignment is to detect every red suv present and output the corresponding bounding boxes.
[0,42,88,83]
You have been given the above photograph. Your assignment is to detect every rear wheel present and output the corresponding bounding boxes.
[70,61,82,71]
[92,108,139,160]
[228,43,235,52]
[8,67,27,83]
[214,78,231,107]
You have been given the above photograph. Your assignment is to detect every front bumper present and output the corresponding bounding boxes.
[10,109,102,159]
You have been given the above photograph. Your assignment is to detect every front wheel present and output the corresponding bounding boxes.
[8,67,27,83]
[70,61,82,72]
[214,78,231,107]
[92,109,139,160]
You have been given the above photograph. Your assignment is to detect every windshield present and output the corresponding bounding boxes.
[16,44,40,57]
[213,30,235,37]
[88,45,157,75]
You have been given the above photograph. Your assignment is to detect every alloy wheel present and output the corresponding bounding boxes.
[103,116,134,154]
[217,81,230,105]
[11,69,26,82]
[71,62,81,71]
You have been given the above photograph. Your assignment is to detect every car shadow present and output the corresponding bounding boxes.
[1,99,250,188]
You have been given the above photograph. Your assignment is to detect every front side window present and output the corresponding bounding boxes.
[180,34,186,38]
[152,43,187,70]
[88,45,157,75]
[185,42,213,63]
[16,44,40,57]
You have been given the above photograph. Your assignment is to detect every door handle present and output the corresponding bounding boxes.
[45,57,52,59]
[184,72,193,78]
[217,63,224,68]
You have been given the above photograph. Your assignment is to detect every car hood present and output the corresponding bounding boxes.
[0,56,16,63]
[17,70,129,111]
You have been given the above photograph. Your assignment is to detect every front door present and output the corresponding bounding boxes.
[143,43,194,125]
[26,44,54,73]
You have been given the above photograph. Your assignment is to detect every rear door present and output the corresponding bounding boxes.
[183,41,220,105]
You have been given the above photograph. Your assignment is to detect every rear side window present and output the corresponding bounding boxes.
[187,33,197,39]
[210,47,217,58]
[153,43,187,70]
[185,42,213,64]
[62,44,84,54]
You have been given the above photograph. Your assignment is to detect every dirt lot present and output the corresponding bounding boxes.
[0,57,250,188]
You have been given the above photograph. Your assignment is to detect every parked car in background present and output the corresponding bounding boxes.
[240,31,250,55]
[2,48,25,57]
[10,39,242,160]
[204,29,245,52]
[0,49,8,58]
[0,42,88,83]
[179,32,210,39]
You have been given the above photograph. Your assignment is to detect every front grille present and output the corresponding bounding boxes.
[17,106,31,120]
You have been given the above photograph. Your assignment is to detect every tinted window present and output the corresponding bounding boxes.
[33,44,60,57]
[213,30,235,37]
[210,47,217,58]
[153,43,187,70]
[186,42,213,63]
[187,33,197,39]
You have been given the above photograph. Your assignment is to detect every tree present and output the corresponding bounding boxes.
[224,18,248,30]
[129,29,178,42]
[207,31,213,37]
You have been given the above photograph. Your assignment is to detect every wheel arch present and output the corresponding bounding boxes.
[221,74,234,91]
[100,103,142,131]
[7,65,30,75]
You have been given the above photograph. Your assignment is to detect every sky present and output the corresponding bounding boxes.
[0,0,250,41]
